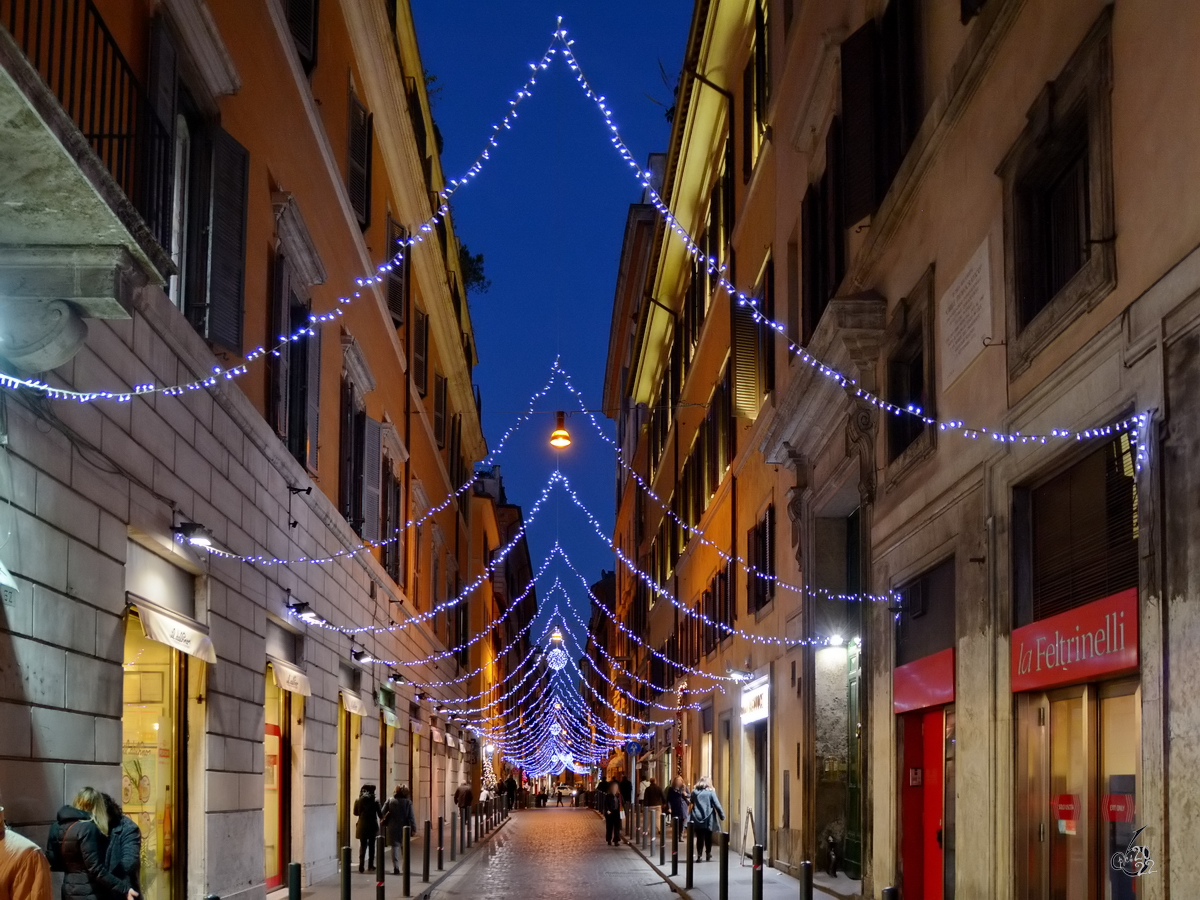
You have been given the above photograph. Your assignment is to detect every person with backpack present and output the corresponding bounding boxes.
[688,776,725,862]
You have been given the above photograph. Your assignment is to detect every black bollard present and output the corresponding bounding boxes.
[799,860,813,900]
[402,826,411,898]
[671,816,679,876]
[288,861,302,900]
[719,831,730,900]
[451,810,457,861]
[881,890,899,900]
[686,822,694,889]
[376,835,386,900]
[438,816,444,870]
[660,811,667,866]
[751,844,764,900]
[340,846,351,900]
[422,820,431,882]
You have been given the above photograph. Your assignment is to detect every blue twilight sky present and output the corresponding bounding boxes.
[412,3,692,642]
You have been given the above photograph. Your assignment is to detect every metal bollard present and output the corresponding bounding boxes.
[660,811,666,866]
[422,820,431,882]
[438,815,444,870]
[672,816,679,876]
[881,890,899,900]
[376,835,386,900]
[799,860,813,900]
[402,826,411,898]
[340,846,351,900]
[451,810,457,861]
[288,861,302,900]
[751,844,764,900]
[649,810,656,855]
[719,831,729,900]
[686,822,694,889]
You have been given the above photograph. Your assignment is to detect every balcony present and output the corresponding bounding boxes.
[0,0,172,370]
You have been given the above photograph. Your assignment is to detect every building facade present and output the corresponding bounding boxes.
[0,1,518,898]
[607,1,1200,898]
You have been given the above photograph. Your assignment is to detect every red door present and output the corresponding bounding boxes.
[901,709,945,900]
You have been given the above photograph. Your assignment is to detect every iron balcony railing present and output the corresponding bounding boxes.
[2,0,173,255]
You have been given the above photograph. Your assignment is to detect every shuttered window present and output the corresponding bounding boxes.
[1028,435,1138,622]
[286,0,319,73]
[433,372,447,448]
[886,327,926,460]
[338,378,364,529]
[840,17,880,225]
[360,417,382,543]
[347,91,373,229]
[732,303,761,418]
[747,505,776,613]
[270,256,322,471]
[385,215,408,327]
[412,307,429,395]
[801,119,846,344]
[304,329,322,471]
[207,128,249,354]
[381,459,406,586]
[741,57,755,183]
[757,257,776,396]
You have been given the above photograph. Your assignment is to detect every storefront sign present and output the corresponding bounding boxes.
[741,676,769,723]
[340,690,367,716]
[268,656,312,696]
[893,647,955,713]
[131,597,217,664]
[1011,589,1138,692]
[1053,794,1079,821]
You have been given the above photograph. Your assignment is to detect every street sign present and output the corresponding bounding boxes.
[624,741,643,756]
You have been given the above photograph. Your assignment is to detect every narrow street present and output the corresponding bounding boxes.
[431,809,674,900]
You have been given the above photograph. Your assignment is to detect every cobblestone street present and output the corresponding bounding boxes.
[430,810,674,900]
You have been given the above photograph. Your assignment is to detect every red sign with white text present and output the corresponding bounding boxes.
[1011,589,1138,692]
[893,647,955,714]
[1103,794,1136,822]
[1053,794,1079,821]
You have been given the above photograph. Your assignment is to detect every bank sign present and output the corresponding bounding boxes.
[1011,589,1137,692]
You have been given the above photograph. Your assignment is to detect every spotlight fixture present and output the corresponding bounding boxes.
[549,411,571,448]
[350,648,371,663]
[725,664,753,682]
[829,634,844,647]
[172,521,214,548]
[287,599,326,626]
[388,672,406,685]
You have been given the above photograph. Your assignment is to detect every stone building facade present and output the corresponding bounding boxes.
[0,1,517,898]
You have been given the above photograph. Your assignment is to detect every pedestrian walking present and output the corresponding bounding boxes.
[603,783,624,846]
[352,785,381,873]
[667,775,689,827]
[100,794,140,900]
[504,776,517,809]
[453,781,473,817]
[380,786,416,875]
[642,776,664,810]
[688,776,725,862]
[555,788,564,807]
[618,774,633,807]
[46,787,138,900]
[0,794,52,900]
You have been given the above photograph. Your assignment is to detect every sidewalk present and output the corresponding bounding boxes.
[615,814,856,900]
[267,816,512,900]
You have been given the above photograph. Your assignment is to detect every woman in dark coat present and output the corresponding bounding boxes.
[352,785,381,873]
[667,775,690,826]
[101,794,141,899]
[603,782,624,846]
[380,785,416,875]
[46,787,137,900]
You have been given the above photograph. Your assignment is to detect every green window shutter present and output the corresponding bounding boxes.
[207,128,249,355]
[361,416,382,543]
[305,328,322,471]
[413,307,429,395]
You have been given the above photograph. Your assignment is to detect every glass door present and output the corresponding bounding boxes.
[264,672,291,889]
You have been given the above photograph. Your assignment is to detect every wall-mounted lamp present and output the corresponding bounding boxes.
[351,648,371,663]
[172,521,214,548]
[287,598,326,626]
[725,664,753,682]
[828,634,845,647]
[388,672,406,685]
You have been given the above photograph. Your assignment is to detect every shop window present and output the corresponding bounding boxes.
[1014,433,1138,626]
[999,9,1115,377]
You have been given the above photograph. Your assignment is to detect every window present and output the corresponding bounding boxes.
[887,329,926,460]
[895,557,955,666]
[149,20,248,354]
[801,119,845,342]
[381,457,406,586]
[412,307,429,395]
[348,89,373,229]
[999,10,1114,376]
[747,504,776,614]
[839,0,922,225]
[285,0,319,73]
[455,592,469,668]
[433,372,447,447]
[270,254,322,470]
[385,215,408,327]
[1015,434,1138,625]
[884,267,936,473]
[741,0,770,183]
[756,256,776,396]
[338,378,381,540]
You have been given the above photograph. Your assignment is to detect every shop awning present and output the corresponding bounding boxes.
[130,597,217,664]
[341,690,368,716]
[381,708,400,729]
[268,657,312,696]
[431,727,445,744]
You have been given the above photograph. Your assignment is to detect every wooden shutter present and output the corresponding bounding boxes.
[763,504,776,600]
[801,186,820,342]
[433,373,447,448]
[746,522,759,612]
[148,17,177,133]
[348,92,373,229]
[386,215,408,326]
[338,379,355,518]
[286,0,318,72]
[760,257,776,394]
[840,17,880,224]
[732,303,761,418]
[207,128,249,355]
[361,416,382,543]
[823,118,846,304]
[305,328,321,471]
[269,255,291,439]
[413,308,429,395]
[881,0,921,192]
[754,0,770,117]
[742,58,755,183]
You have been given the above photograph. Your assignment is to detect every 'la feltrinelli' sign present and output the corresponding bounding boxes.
[1011,589,1137,693]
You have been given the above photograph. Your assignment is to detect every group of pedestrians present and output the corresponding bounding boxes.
[0,785,142,900]
[351,784,416,875]
[598,772,725,862]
